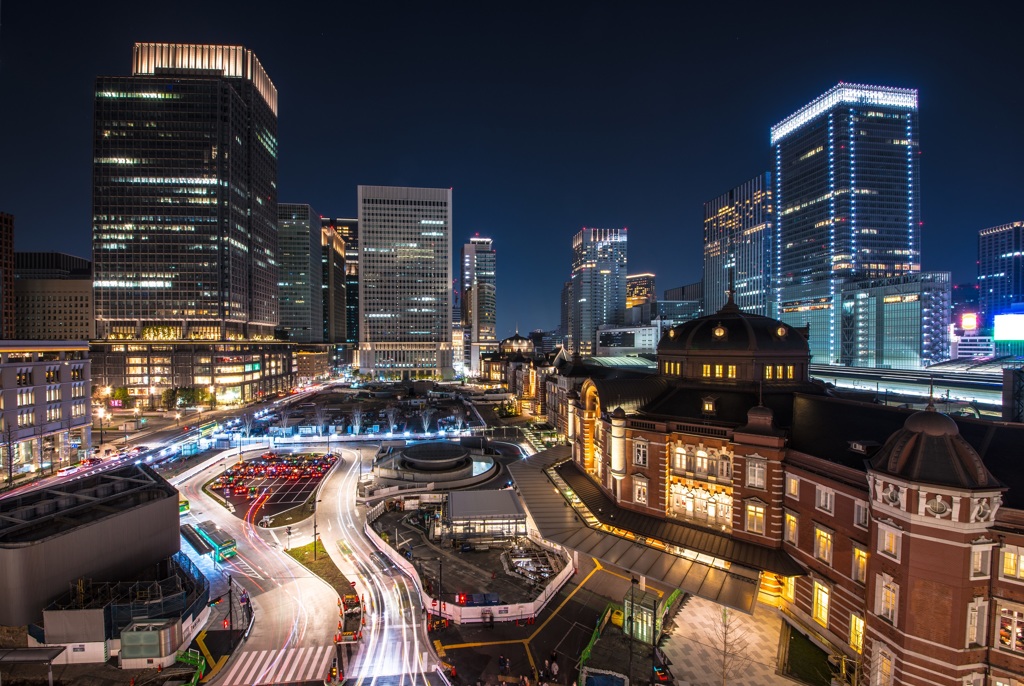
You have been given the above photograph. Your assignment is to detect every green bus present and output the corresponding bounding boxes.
[179,497,191,516]
[196,521,237,561]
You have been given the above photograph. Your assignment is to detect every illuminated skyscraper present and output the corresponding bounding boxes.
[626,273,656,309]
[0,212,13,339]
[278,204,322,343]
[772,83,920,363]
[978,221,1024,329]
[92,43,279,341]
[357,186,454,380]
[461,236,497,375]
[703,173,773,315]
[320,223,347,345]
[321,218,359,351]
[569,227,627,357]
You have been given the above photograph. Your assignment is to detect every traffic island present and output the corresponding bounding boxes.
[286,541,363,642]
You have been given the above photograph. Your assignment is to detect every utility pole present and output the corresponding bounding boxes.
[628,576,638,681]
[228,574,235,649]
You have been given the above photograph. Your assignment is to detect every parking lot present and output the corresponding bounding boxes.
[208,451,336,518]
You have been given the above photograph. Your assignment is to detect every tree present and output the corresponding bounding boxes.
[240,412,255,439]
[420,405,437,433]
[313,404,330,436]
[3,422,15,487]
[711,606,750,686]
[385,405,400,433]
[351,404,364,436]
[279,409,295,433]
[111,387,130,404]
[161,388,178,410]
[451,405,466,432]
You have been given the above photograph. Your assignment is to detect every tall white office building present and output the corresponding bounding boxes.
[356,186,454,380]
[569,227,628,357]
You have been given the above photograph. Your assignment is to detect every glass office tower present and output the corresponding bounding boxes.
[277,204,322,343]
[978,221,1024,329]
[772,83,920,364]
[461,236,497,375]
[92,43,279,341]
[569,227,628,357]
[357,186,454,380]
[703,173,773,316]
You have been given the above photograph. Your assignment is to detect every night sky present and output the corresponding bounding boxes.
[1,3,1020,339]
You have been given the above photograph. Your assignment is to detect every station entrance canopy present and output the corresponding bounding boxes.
[507,447,803,614]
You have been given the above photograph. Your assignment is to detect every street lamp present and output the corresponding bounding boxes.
[209,385,217,410]
[628,576,639,680]
[175,412,181,427]
[313,498,323,560]
[96,408,107,445]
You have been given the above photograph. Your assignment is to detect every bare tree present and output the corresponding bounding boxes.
[3,422,15,487]
[279,409,295,433]
[351,403,364,436]
[450,405,466,432]
[313,403,330,436]
[241,412,255,439]
[420,405,437,433]
[385,404,400,433]
[711,606,750,686]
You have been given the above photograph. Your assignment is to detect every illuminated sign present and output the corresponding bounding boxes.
[994,314,1024,341]
[961,313,978,331]
[883,294,919,304]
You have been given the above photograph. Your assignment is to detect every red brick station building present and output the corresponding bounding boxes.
[511,296,1024,686]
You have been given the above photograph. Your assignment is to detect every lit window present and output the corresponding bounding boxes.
[785,475,800,498]
[634,478,648,505]
[633,441,648,467]
[971,547,991,579]
[875,646,894,686]
[714,364,723,378]
[727,365,737,379]
[815,486,834,513]
[746,457,766,489]
[782,576,795,602]
[1002,547,1024,580]
[784,511,798,544]
[702,397,716,414]
[814,525,833,564]
[812,581,830,627]
[877,574,898,625]
[967,599,988,647]
[878,526,901,561]
[849,614,865,653]
[702,364,711,378]
[745,502,765,534]
[786,365,795,379]
[764,365,773,380]
[1000,605,1024,653]
[852,545,868,583]
[695,450,708,473]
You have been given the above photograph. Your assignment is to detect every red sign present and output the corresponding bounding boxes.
[431,599,437,606]
[349,581,357,587]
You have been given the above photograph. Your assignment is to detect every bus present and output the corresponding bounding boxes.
[179,497,191,516]
[198,421,219,438]
[57,464,83,476]
[196,521,237,561]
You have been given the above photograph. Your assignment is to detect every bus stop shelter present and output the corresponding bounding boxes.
[0,647,67,686]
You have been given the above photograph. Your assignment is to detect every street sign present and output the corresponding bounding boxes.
[349,581,357,587]
[431,599,437,606]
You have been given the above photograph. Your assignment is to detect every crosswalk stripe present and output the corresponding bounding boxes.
[281,645,311,683]
[306,645,333,680]
[221,647,262,685]
[240,649,274,685]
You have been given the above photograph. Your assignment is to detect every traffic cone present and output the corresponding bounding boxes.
[361,616,366,626]
[338,620,342,631]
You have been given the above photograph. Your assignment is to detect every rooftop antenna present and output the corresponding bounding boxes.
[926,376,936,411]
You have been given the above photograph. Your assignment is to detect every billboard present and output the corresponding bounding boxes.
[961,312,978,331]
[994,314,1024,341]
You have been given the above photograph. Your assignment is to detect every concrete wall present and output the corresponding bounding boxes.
[0,495,179,626]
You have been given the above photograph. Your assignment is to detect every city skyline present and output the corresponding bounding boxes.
[0,3,1021,338]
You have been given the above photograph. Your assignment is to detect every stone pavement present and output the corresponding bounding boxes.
[660,595,792,686]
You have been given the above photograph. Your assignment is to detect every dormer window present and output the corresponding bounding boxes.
[712,324,727,340]
[702,396,717,416]
[776,325,788,338]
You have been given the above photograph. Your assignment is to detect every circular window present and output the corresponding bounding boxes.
[776,326,787,337]
[713,325,726,338]
[926,497,949,516]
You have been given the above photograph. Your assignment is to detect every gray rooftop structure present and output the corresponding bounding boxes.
[447,490,525,521]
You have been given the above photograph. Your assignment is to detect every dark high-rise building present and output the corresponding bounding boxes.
[664,281,703,305]
[626,273,656,309]
[0,213,13,339]
[703,172,773,315]
[277,204,323,343]
[461,236,497,375]
[321,224,346,345]
[322,218,359,350]
[92,43,280,341]
[978,221,1024,329]
[14,253,93,340]
[569,227,627,357]
[951,282,981,330]
[772,83,920,364]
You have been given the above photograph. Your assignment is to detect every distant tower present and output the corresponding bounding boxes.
[772,83,920,363]
[978,221,1024,329]
[321,223,346,346]
[703,173,773,315]
[322,218,359,352]
[0,212,13,339]
[357,186,453,380]
[277,204,323,343]
[626,273,656,309]
[461,236,497,375]
[570,228,627,356]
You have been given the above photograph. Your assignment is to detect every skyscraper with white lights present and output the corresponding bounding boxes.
[772,83,920,363]
[569,227,627,357]
[357,185,454,380]
[461,236,497,375]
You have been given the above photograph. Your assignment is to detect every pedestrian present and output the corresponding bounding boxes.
[551,660,559,683]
